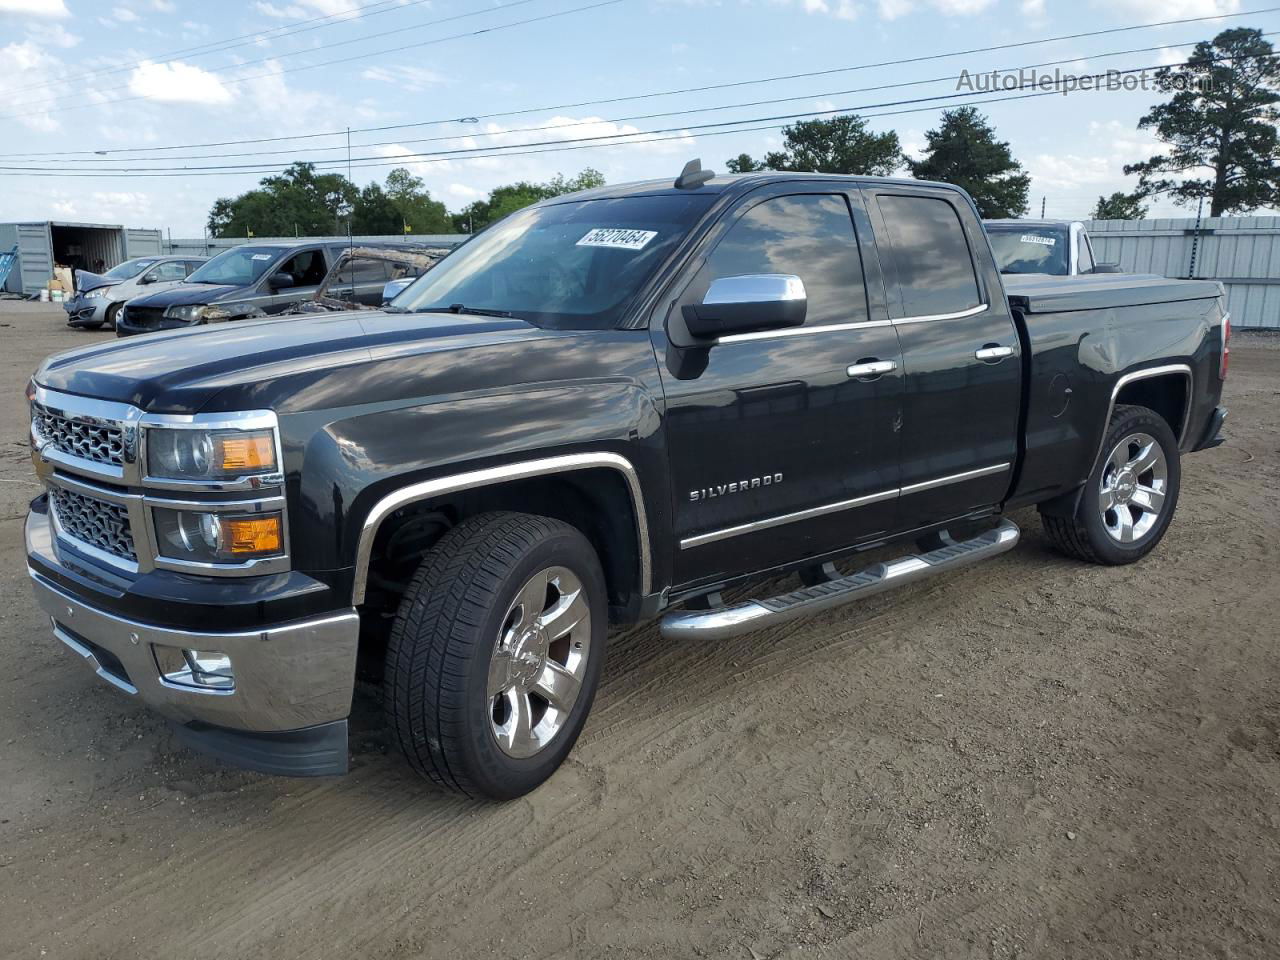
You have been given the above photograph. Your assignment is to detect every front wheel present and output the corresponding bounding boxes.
[384,512,607,799]
[1040,403,1181,565]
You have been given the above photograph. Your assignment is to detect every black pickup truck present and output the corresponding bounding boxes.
[25,164,1229,799]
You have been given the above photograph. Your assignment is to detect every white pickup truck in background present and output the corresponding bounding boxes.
[984,219,1121,276]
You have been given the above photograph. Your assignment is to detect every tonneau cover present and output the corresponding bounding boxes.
[1003,273,1223,314]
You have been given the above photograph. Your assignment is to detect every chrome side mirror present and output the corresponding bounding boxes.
[682,274,807,339]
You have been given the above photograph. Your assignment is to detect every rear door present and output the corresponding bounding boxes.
[865,187,1021,529]
[655,184,904,587]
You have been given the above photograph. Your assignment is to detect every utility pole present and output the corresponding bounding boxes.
[1040,196,1046,218]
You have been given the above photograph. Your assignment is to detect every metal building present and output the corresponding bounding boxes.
[0,221,164,296]
[1087,216,1280,329]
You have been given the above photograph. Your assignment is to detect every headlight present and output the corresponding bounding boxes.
[163,304,207,322]
[146,427,278,480]
[84,286,115,299]
[152,508,283,563]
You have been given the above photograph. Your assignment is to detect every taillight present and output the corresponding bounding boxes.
[1219,313,1231,380]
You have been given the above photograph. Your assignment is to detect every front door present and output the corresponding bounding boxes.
[865,188,1022,529]
[654,186,904,588]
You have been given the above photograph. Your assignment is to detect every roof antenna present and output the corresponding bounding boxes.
[674,158,714,190]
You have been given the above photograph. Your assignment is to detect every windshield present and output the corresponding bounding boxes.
[186,246,282,286]
[986,224,1070,275]
[393,194,714,329]
[103,258,157,281]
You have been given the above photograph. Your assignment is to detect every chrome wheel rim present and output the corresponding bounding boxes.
[487,566,591,759]
[1098,431,1168,544]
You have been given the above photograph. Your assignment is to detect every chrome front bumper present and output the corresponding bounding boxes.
[28,566,360,734]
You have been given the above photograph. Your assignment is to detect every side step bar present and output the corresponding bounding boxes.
[660,519,1020,641]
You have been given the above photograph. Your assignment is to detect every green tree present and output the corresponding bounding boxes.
[451,168,606,233]
[384,167,452,234]
[909,107,1030,218]
[352,183,403,235]
[206,162,356,238]
[725,152,765,173]
[1091,191,1148,220]
[729,116,902,176]
[1124,28,1280,216]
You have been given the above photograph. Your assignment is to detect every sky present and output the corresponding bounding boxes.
[0,0,1275,236]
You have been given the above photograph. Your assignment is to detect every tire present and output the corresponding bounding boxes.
[384,511,607,799]
[1040,403,1181,565]
[104,302,120,331]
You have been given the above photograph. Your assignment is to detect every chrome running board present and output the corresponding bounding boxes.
[659,519,1020,641]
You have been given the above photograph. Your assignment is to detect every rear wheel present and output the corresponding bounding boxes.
[1040,403,1181,565]
[383,511,607,799]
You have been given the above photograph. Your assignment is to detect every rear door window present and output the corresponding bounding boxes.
[683,193,869,328]
[876,194,982,317]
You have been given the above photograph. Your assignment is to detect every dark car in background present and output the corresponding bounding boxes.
[116,241,341,337]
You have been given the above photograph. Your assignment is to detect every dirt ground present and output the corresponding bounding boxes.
[0,300,1277,960]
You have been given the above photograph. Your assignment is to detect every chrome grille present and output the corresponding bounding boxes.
[49,488,137,562]
[32,402,125,467]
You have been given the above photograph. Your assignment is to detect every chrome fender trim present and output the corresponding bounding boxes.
[351,452,652,605]
[1094,364,1194,470]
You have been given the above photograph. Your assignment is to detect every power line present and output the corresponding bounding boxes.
[0,88,1082,178]
[1,5,1274,156]
[0,0,626,123]
[5,0,427,98]
[0,60,1220,177]
[11,0,545,112]
[21,34,1275,165]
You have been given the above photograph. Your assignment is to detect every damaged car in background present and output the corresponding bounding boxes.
[284,245,449,315]
[64,256,207,331]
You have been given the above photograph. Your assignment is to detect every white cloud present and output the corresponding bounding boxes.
[34,21,79,47]
[150,0,176,10]
[0,0,68,16]
[127,60,233,104]
[112,6,139,21]
[779,0,860,17]
[256,0,370,16]
[1154,46,1189,66]
[875,0,994,16]
[361,65,447,93]
[1020,0,1045,13]
[0,39,63,130]
[1092,0,1238,18]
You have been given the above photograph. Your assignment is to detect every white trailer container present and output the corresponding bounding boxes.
[0,221,163,296]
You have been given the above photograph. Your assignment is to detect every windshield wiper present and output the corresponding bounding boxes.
[425,303,514,318]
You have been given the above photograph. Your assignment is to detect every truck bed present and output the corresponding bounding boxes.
[1003,273,1224,314]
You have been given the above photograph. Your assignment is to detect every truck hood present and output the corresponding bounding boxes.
[34,309,550,413]
[128,282,248,307]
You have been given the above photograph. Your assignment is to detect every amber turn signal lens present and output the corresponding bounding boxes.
[215,432,276,473]
[224,515,283,555]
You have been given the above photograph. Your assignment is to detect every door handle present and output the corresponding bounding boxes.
[975,345,1014,362]
[846,359,897,379]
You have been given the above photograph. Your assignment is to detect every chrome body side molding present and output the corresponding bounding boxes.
[352,452,652,605]
[680,462,1010,550]
[662,519,1021,641]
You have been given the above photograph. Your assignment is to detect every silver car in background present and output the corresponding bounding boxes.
[64,256,206,330]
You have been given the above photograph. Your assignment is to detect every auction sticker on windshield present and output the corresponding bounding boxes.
[576,228,658,250]
[1020,234,1057,246]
